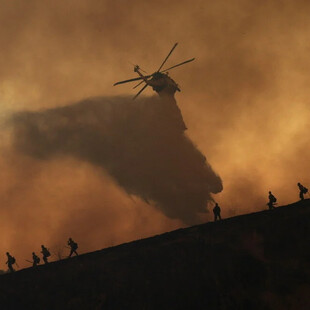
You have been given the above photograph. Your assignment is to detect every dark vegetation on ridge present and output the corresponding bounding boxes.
[1,200,310,310]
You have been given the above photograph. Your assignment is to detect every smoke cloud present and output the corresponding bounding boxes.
[10,96,222,224]
[0,0,309,268]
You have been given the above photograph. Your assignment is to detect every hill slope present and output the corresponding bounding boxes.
[1,200,310,310]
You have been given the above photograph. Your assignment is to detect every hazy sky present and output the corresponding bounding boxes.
[0,0,309,268]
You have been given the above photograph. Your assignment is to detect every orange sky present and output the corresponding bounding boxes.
[0,0,309,268]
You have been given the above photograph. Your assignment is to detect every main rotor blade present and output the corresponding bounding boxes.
[114,75,151,86]
[157,42,178,72]
[133,84,148,100]
[161,58,195,73]
[140,68,148,74]
[133,80,145,89]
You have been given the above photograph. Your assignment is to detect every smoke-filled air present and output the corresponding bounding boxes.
[10,96,222,224]
[0,0,309,267]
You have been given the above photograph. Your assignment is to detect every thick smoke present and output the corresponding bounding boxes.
[0,0,309,268]
[10,96,222,224]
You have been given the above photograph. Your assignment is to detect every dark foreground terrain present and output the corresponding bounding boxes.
[1,200,310,310]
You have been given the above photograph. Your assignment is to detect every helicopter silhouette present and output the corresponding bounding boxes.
[114,43,195,99]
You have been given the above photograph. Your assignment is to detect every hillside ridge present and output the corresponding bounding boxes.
[1,199,310,310]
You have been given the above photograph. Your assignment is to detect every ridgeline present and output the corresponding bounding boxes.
[1,200,310,309]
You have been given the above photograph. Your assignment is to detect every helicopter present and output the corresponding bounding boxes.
[113,43,195,99]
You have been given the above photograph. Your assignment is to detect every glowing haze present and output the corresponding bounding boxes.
[0,0,309,268]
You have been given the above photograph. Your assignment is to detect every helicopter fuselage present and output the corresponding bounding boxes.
[134,67,180,98]
[114,44,194,99]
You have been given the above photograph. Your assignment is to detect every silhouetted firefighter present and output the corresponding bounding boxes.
[67,238,78,257]
[297,183,308,200]
[41,245,51,264]
[32,252,40,267]
[267,191,277,210]
[6,252,16,272]
[213,203,222,221]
